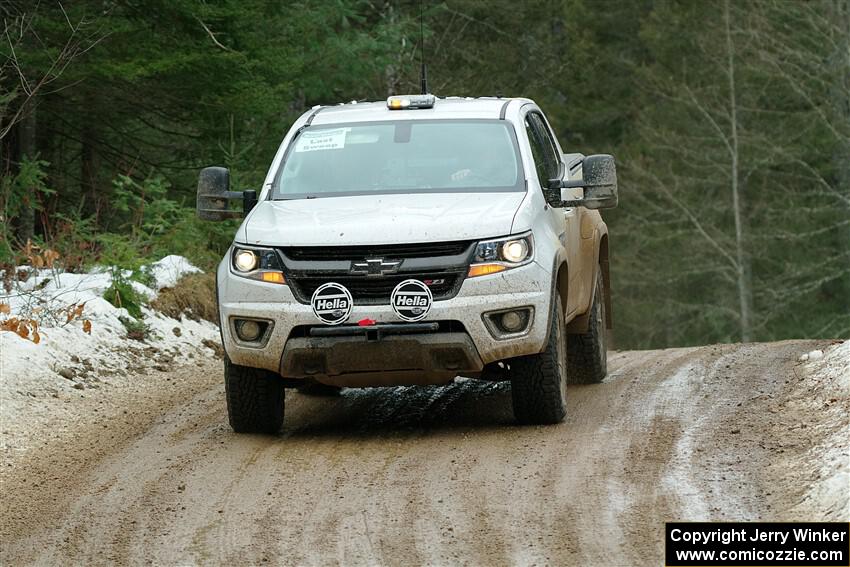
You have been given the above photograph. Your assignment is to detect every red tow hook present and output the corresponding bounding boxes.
[357,318,377,327]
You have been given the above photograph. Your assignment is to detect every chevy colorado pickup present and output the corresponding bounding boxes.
[197,94,618,433]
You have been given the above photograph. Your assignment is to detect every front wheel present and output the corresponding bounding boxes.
[509,294,568,425]
[224,357,285,434]
[567,269,608,384]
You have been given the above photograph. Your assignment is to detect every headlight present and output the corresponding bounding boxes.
[502,239,529,263]
[231,246,286,284]
[469,232,533,277]
[234,250,258,272]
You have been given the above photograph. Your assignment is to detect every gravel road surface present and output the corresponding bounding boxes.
[1,339,845,566]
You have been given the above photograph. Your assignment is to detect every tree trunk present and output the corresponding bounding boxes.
[724,0,753,342]
[832,0,850,317]
[383,0,400,96]
[832,0,850,194]
[17,106,36,246]
[80,100,98,220]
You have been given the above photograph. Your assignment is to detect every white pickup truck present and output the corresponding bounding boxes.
[197,94,618,433]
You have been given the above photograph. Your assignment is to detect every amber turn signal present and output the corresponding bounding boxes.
[468,264,507,278]
[260,271,286,284]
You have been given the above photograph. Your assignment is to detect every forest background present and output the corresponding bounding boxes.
[2,0,848,348]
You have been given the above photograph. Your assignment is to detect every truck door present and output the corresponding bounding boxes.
[524,111,582,317]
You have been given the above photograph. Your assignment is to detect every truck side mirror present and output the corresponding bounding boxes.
[196,166,258,221]
[553,154,618,210]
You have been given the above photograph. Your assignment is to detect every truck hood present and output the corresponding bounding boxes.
[238,192,526,246]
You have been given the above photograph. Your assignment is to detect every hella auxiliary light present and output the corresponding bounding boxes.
[387,94,435,110]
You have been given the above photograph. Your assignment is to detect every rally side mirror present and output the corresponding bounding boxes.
[196,166,258,220]
[549,154,618,210]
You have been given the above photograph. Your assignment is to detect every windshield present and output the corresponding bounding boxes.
[272,119,523,199]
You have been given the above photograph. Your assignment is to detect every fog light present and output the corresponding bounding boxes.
[482,306,534,339]
[236,319,262,341]
[501,311,524,332]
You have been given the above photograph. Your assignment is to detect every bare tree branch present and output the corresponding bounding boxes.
[195,17,232,52]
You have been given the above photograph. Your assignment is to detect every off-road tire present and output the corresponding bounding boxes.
[297,380,342,397]
[509,295,568,425]
[224,357,285,434]
[567,270,608,384]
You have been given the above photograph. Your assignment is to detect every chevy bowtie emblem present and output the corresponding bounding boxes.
[350,257,402,277]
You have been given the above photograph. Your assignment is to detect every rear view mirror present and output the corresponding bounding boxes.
[556,154,618,210]
[196,166,257,221]
[580,154,618,209]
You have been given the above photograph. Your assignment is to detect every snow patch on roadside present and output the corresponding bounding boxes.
[793,341,849,520]
[799,349,824,362]
[149,255,202,290]
[0,256,220,460]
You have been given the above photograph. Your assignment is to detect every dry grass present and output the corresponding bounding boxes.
[150,272,218,324]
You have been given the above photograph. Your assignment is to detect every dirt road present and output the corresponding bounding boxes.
[1,340,846,566]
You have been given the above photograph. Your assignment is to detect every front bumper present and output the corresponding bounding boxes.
[281,331,482,387]
[217,258,552,382]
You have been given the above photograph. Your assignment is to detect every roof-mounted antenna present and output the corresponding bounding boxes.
[419,0,428,95]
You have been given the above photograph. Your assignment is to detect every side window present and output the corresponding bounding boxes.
[530,113,561,180]
[524,117,550,189]
[524,112,561,190]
